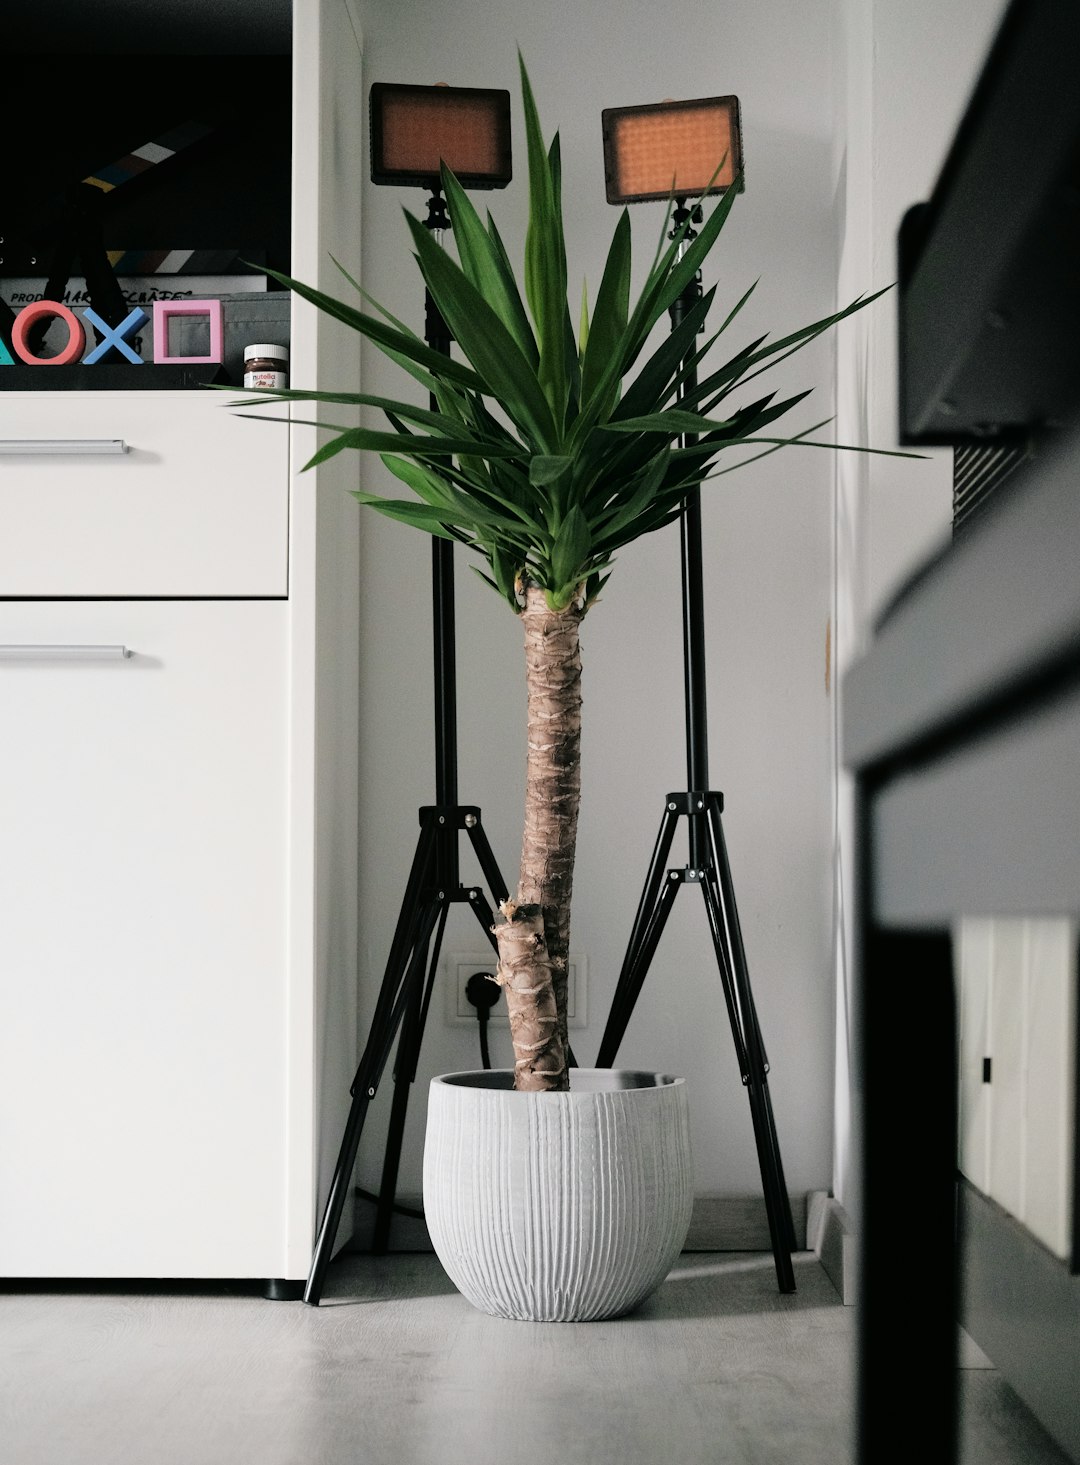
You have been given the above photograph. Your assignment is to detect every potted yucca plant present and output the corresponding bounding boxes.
[234,58,892,1320]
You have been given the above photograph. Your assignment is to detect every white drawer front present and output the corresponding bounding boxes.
[0,600,290,1276]
[0,391,289,596]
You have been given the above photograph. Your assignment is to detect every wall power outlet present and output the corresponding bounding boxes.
[444,953,587,1029]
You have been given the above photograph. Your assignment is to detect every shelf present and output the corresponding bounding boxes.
[0,363,229,392]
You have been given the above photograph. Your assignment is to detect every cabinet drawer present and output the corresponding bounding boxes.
[0,601,290,1275]
[0,391,289,596]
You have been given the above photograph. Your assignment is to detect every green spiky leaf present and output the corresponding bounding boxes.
[228,58,909,617]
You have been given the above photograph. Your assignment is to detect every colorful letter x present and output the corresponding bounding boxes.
[82,306,149,365]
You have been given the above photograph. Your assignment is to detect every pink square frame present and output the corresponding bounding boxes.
[152,299,224,364]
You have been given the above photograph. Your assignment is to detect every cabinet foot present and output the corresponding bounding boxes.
[262,1278,305,1301]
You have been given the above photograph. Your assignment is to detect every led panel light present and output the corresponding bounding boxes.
[601,96,743,205]
[370,82,512,189]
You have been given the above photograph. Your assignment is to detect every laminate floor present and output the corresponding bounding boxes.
[0,1252,1071,1465]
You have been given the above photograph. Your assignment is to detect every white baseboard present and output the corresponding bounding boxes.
[807,1189,857,1305]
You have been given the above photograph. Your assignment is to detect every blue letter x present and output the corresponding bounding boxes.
[82,306,149,365]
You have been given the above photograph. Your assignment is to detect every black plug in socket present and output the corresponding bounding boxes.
[465,971,501,1012]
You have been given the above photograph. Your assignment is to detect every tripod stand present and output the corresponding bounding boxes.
[304,190,510,1306]
[596,203,798,1294]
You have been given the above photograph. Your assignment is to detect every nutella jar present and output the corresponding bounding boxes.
[243,343,289,389]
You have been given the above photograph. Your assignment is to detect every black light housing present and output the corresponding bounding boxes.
[369,82,512,190]
[601,95,743,205]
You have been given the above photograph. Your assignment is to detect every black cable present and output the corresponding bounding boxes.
[465,971,500,1070]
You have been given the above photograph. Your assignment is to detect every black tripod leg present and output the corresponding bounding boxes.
[704,800,798,1289]
[346,817,440,1099]
[706,801,797,1257]
[597,865,682,1067]
[698,868,751,1074]
[304,963,419,1305]
[465,887,500,953]
[304,822,438,1306]
[701,870,796,1293]
[465,817,510,908]
[597,807,680,1065]
[372,901,446,1253]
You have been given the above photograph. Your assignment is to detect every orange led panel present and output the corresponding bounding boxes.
[602,96,743,204]
[370,83,512,189]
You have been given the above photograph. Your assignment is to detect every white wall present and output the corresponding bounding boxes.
[343,0,849,1214]
[831,0,1010,1209]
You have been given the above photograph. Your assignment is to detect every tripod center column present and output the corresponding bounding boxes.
[425,190,460,887]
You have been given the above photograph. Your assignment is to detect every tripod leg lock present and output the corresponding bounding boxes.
[419,804,484,829]
[664,790,724,814]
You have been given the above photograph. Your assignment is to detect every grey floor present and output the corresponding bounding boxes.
[1,1252,1072,1465]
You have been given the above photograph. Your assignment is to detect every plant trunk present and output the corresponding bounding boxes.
[494,585,583,1091]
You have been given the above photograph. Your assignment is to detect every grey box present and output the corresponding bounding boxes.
[172,291,291,386]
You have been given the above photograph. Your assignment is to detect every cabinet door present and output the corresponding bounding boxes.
[0,392,289,597]
[0,601,289,1277]
[957,916,1075,1260]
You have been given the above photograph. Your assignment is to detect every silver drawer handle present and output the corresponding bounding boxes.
[0,645,133,661]
[0,439,129,455]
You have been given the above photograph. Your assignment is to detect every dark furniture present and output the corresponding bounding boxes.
[849,3,1080,1449]
[844,419,1080,1460]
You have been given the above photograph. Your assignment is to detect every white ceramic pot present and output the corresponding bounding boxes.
[423,1067,693,1322]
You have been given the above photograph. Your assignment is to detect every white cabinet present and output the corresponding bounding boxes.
[0,602,289,1276]
[0,0,363,1282]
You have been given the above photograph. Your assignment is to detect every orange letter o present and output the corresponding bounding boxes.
[12,300,87,366]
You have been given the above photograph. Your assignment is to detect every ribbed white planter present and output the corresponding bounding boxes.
[423,1068,693,1322]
